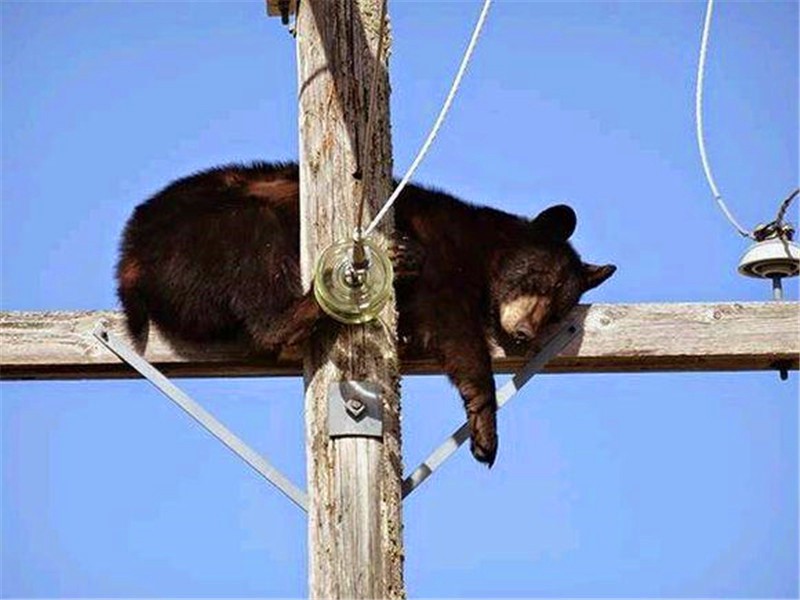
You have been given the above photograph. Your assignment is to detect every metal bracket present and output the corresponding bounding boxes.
[93,318,577,507]
[93,322,308,513]
[402,322,581,498]
[328,381,383,439]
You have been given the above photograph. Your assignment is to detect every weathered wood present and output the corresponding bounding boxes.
[297,2,404,599]
[1,302,798,380]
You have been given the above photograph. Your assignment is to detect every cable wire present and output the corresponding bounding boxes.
[363,0,493,237]
[695,0,754,239]
[775,188,799,228]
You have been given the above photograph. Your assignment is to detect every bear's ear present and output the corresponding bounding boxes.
[531,204,577,241]
[583,263,616,291]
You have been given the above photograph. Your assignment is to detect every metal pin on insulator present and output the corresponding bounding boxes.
[314,236,393,324]
[738,223,799,381]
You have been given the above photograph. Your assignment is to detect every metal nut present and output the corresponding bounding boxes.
[345,398,366,420]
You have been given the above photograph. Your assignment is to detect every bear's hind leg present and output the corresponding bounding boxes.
[241,291,323,350]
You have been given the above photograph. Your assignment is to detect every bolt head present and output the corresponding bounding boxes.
[345,399,366,420]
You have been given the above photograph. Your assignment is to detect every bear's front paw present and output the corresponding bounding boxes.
[468,408,498,468]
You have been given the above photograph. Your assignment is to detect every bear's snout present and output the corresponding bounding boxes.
[499,294,551,341]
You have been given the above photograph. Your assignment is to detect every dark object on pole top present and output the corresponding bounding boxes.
[266,0,297,25]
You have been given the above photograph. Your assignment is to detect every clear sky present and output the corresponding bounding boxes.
[1,1,798,598]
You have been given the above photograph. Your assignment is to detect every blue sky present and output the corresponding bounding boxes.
[1,1,798,597]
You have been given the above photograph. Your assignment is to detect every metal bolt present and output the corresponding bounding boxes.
[345,398,366,420]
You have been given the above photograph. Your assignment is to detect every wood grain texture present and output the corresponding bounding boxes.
[2,302,798,380]
[297,1,404,599]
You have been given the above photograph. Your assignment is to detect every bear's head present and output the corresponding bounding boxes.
[493,204,615,343]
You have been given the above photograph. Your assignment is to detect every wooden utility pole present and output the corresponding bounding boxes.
[296,1,404,598]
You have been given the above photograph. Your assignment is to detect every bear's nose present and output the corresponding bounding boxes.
[513,324,534,342]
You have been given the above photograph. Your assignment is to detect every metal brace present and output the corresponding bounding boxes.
[328,381,383,438]
[94,319,577,507]
[402,322,581,498]
[93,322,308,512]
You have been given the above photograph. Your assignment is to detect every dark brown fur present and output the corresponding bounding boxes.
[117,161,615,466]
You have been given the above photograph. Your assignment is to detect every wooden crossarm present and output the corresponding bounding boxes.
[1,302,798,381]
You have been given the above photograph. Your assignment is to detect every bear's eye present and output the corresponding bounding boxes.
[546,309,563,325]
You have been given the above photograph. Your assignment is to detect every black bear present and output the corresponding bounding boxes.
[117,161,615,466]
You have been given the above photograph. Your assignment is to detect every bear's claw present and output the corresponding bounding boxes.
[389,234,425,279]
[468,406,498,468]
[470,437,498,468]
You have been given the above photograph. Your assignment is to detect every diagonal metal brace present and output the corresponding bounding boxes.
[402,322,581,498]
[93,322,308,512]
